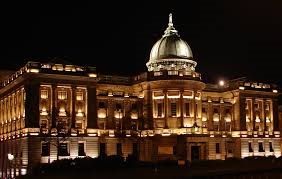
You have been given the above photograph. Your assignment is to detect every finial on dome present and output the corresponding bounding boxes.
[163,13,178,37]
[168,13,173,27]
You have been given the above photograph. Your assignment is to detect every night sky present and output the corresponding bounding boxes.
[1,1,282,87]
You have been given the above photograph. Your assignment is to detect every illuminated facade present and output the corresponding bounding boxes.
[0,14,281,177]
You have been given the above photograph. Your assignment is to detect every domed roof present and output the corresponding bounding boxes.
[149,35,193,62]
[146,14,197,72]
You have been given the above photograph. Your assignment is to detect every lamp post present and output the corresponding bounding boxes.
[7,153,14,179]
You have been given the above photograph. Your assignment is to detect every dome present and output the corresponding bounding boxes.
[146,14,197,72]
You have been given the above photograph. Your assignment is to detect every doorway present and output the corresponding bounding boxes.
[191,146,200,161]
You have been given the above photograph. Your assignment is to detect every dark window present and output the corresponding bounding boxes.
[41,142,50,156]
[116,103,122,111]
[157,103,162,117]
[214,108,218,113]
[185,103,190,116]
[259,142,264,152]
[78,143,86,156]
[171,103,177,117]
[132,104,137,110]
[98,102,106,108]
[117,143,122,156]
[216,143,220,154]
[249,142,253,152]
[132,143,138,156]
[58,143,69,156]
[173,146,177,155]
[99,143,106,157]
[225,109,230,113]
[269,142,274,152]
[202,108,206,113]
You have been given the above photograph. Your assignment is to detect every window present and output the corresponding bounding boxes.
[76,92,83,101]
[214,124,219,131]
[225,109,230,113]
[132,143,138,157]
[202,108,206,113]
[185,103,190,117]
[41,142,50,156]
[98,102,106,108]
[78,143,86,156]
[131,103,137,110]
[58,143,69,156]
[258,142,264,152]
[171,103,177,117]
[41,90,48,99]
[99,143,106,157]
[117,143,122,156]
[213,108,218,113]
[173,146,177,155]
[157,103,162,117]
[116,103,122,111]
[58,91,67,100]
[216,143,220,154]
[248,142,253,152]
[225,123,231,131]
[269,142,274,152]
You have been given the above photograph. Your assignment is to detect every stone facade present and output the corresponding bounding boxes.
[0,14,281,178]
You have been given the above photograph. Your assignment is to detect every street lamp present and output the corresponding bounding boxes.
[7,153,14,179]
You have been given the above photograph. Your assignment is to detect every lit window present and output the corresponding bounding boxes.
[58,91,67,100]
[76,92,83,101]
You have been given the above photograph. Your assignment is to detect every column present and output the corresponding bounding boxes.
[239,96,247,131]
[272,99,279,131]
[193,90,196,125]
[24,82,40,128]
[71,86,76,128]
[251,98,256,131]
[180,90,184,128]
[164,90,168,128]
[87,86,97,128]
[51,84,57,128]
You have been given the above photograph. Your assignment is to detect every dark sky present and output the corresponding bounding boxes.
[1,1,282,86]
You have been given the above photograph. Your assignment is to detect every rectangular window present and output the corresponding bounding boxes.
[41,142,50,156]
[58,91,67,100]
[75,122,82,129]
[116,103,122,111]
[98,102,106,108]
[213,108,218,113]
[216,143,220,154]
[132,143,138,156]
[171,103,177,117]
[58,143,69,156]
[99,143,106,157]
[249,142,253,152]
[78,143,86,156]
[157,103,162,117]
[76,92,83,101]
[117,143,122,156]
[41,90,48,99]
[185,103,190,117]
[258,142,264,152]
[269,142,274,152]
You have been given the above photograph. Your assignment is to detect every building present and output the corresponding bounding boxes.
[0,14,281,178]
